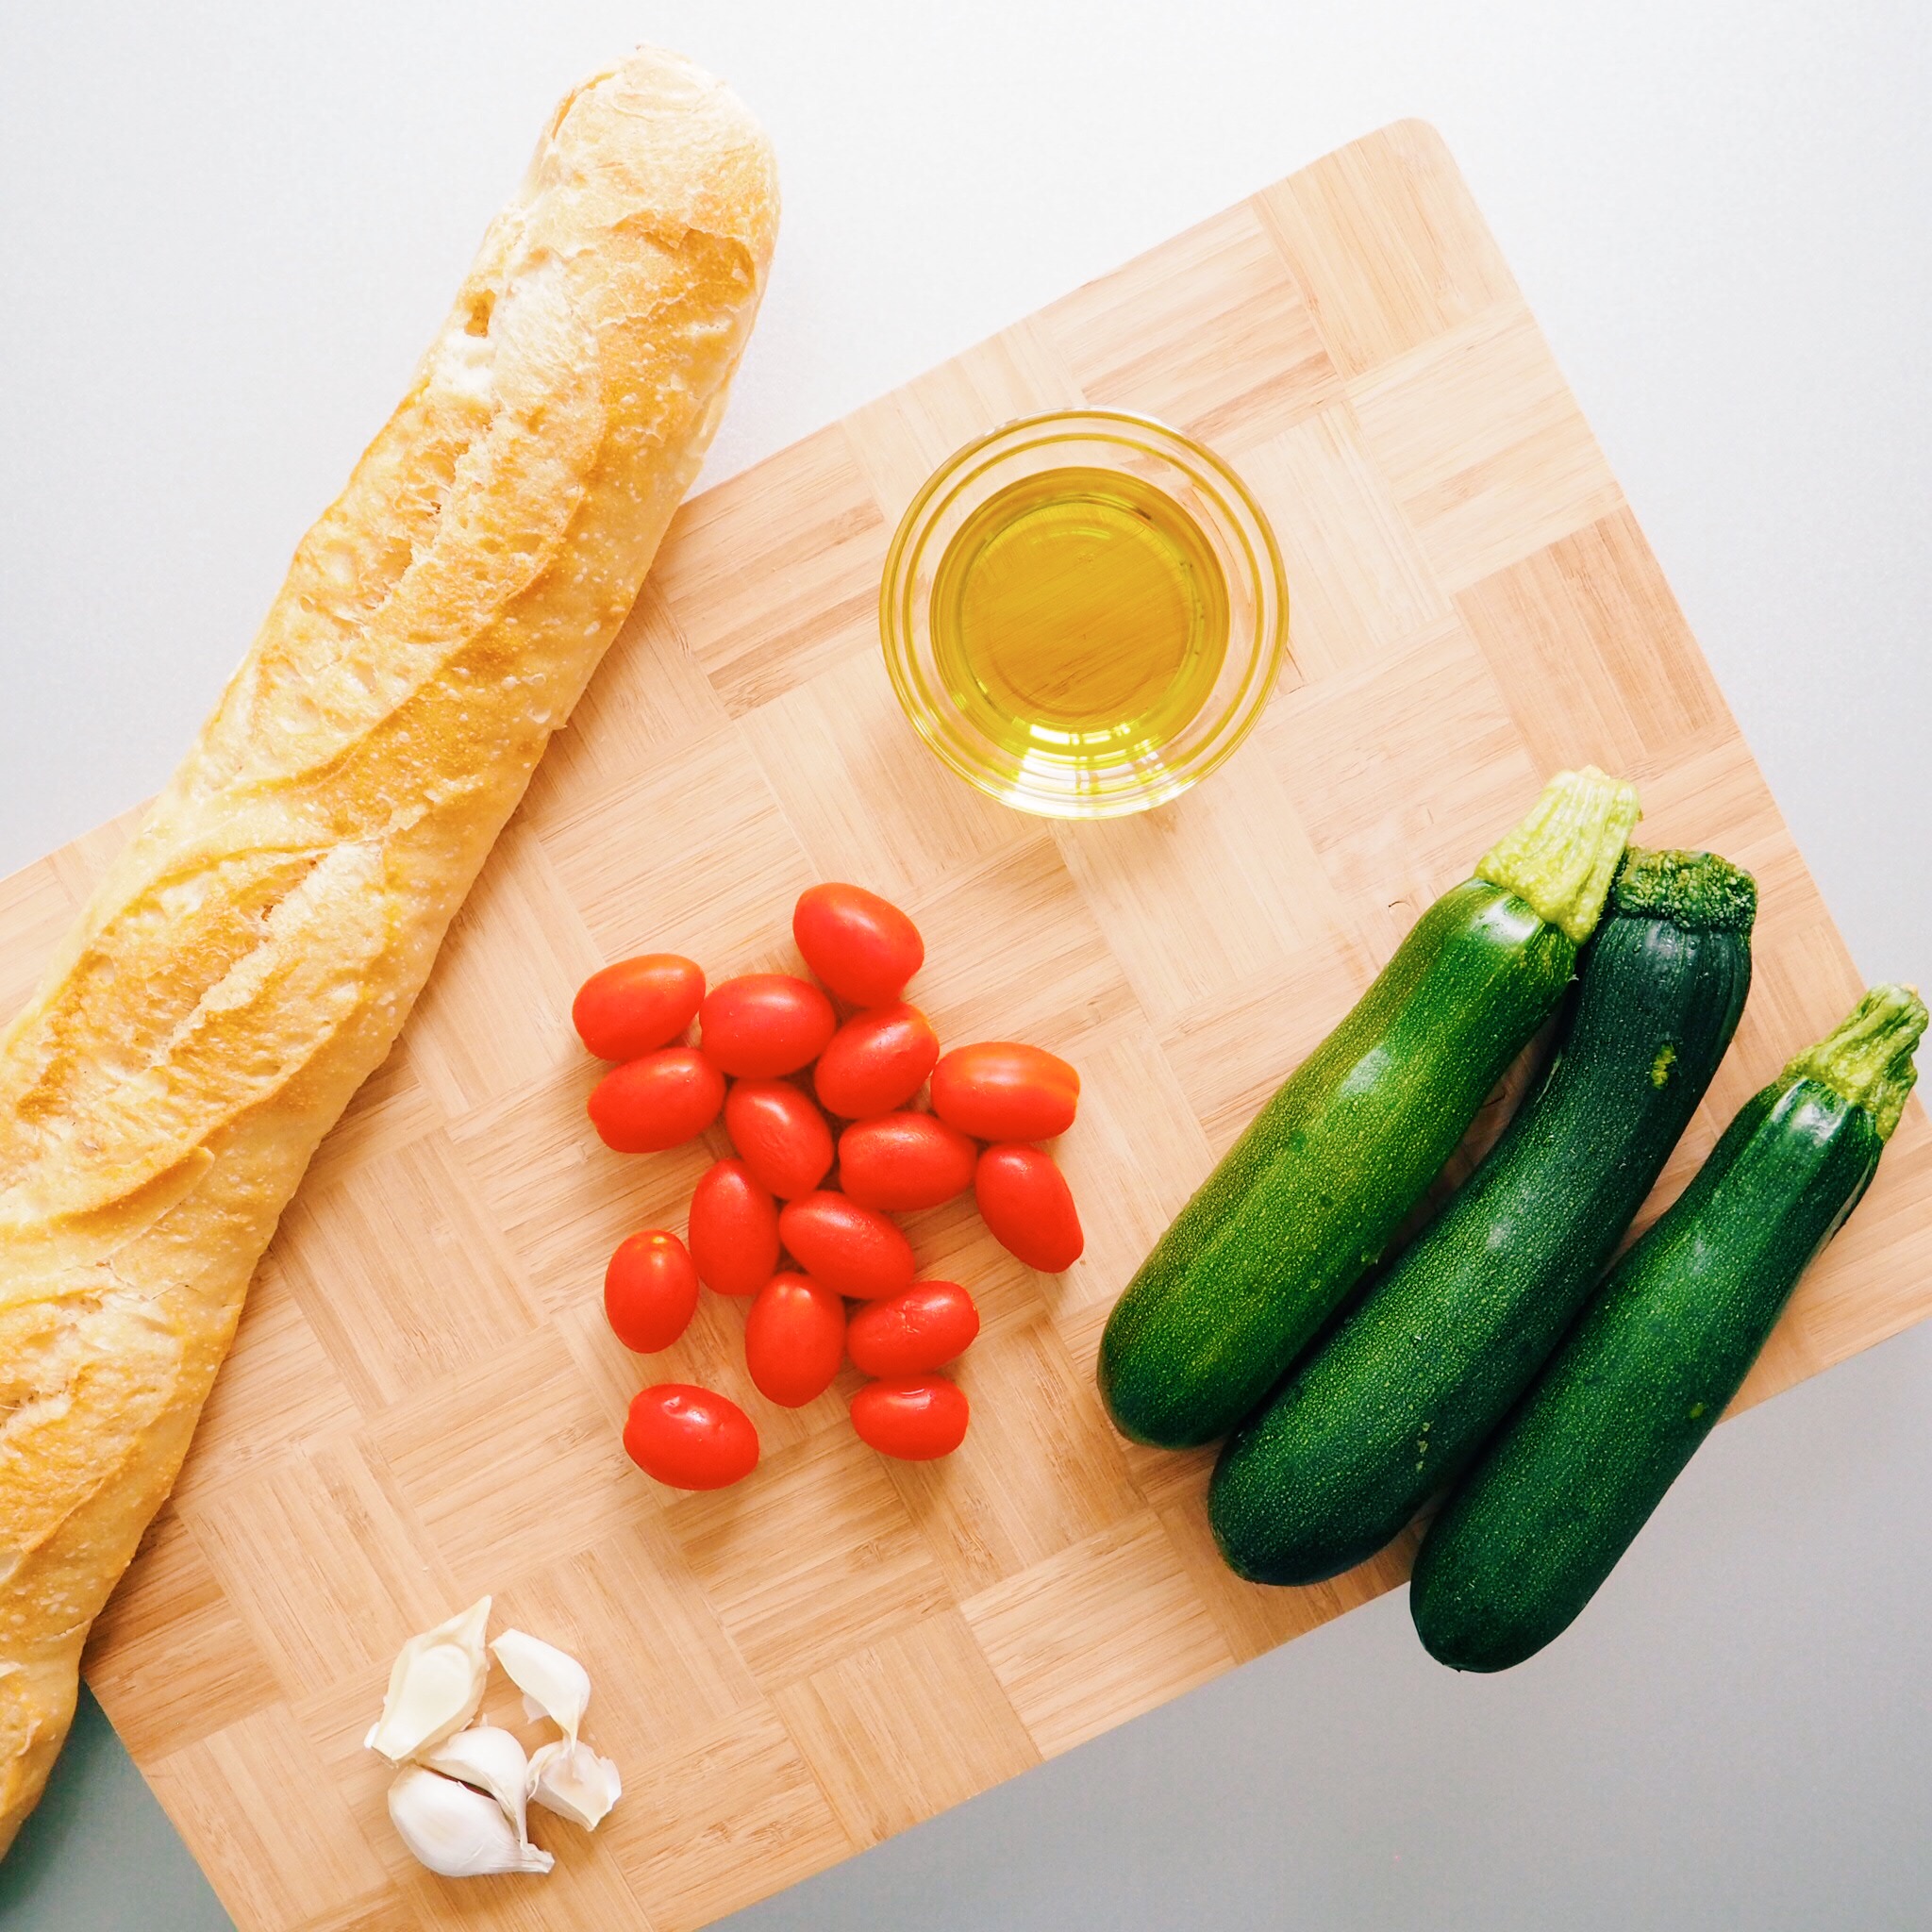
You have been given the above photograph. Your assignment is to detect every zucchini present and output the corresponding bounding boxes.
[1411,983,1927,1672]
[1211,849,1756,1585]
[1098,768,1641,1450]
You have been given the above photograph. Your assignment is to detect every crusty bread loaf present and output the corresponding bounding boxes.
[0,45,777,1853]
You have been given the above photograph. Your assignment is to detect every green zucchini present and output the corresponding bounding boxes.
[1098,768,1641,1450]
[1411,983,1927,1672]
[1211,849,1757,1585]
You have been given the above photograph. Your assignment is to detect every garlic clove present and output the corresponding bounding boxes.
[490,1628,591,1745]
[527,1738,623,1831]
[364,1598,492,1762]
[388,1765,554,1878]
[419,1725,534,1846]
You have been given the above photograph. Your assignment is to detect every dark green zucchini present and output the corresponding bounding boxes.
[1098,768,1641,1450]
[1210,850,1757,1585]
[1411,982,1926,1672]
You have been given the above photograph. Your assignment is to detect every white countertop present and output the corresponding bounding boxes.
[3,4,1929,1927]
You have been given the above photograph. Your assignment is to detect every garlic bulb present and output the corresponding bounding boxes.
[490,1628,591,1744]
[387,1765,554,1878]
[419,1726,534,1846]
[363,1599,491,1769]
[527,1739,623,1830]
[365,1598,491,1762]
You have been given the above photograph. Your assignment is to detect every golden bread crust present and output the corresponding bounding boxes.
[0,44,777,1851]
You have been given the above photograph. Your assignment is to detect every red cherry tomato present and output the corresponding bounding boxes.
[930,1042,1079,1141]
[688,1158,781,1297]
[975,1143,1084,1272]
[724,1079,834,1199]
[845,1281,979,1378]
[813,1004,940,1119]
[743,1273,847,1408]
[572,954,704,1062]
[624,1384,759,1490]
[850,1374,969,1460]
[698,974,837,1079]
[838,1113,977,1212]
[604,1229,700,1353]
[588,1048,724,1153]
[777,1191,916,1299]
[793,883,924,1008]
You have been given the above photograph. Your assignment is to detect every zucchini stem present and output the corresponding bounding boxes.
[1475,768,1641,944]
[1784,983,1927,1141]
[1611,849,1758,934]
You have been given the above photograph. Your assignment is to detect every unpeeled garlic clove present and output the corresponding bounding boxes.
[388,1765,554,1878]
[490,1627,591,1744]
[419,1725,534,1846]
[527,1738,623,1830]
[364,1598,492,1762]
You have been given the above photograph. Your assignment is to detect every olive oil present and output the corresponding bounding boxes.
[880,409,1287,819]
[928,466,1229,760]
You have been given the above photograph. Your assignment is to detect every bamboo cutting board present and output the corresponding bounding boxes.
[6,119,1926,1930]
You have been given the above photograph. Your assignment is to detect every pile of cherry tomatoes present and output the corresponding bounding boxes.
[575,882,1084,1491]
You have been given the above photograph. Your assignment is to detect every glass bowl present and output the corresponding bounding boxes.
[879,410,1288,821]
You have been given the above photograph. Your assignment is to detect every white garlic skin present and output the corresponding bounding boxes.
[419,1726,535,1846]
[527,1738,623,1830]
[365,1597,491,1763]
[387,1765,554,1878]
[490,1628,591,1744]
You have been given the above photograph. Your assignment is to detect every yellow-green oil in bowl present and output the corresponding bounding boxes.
[880,410,1289,821]
[929,467,1230,760]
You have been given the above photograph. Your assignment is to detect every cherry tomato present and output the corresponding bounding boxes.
[777,1191,916,1299]
[930,1042,1079,1141]
[724,1079,834,1199]
[975,1143,1084,1272]
[698,974,837,1078]
[838,1113,976,1212]
[793,883,924,1008]
[624,1384,759,1490]
[688,1158,781,1297]
[850,1374,969,1460]
[845,1281,979,1378]
[813,1003,940,1119]
[743,1273,847,1408]
[588,1048,724,1153]
[604,1229,700,1353]
[572,954,704,1062]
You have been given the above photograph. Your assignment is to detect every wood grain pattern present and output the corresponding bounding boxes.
[0,120,1917,1928]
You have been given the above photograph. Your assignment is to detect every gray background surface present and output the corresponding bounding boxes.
[2,2,1928,1926]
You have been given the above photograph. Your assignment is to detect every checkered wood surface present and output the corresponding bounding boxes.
[4,119,1924,1930]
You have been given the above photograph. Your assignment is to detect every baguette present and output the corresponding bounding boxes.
[0,45,777,1852]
